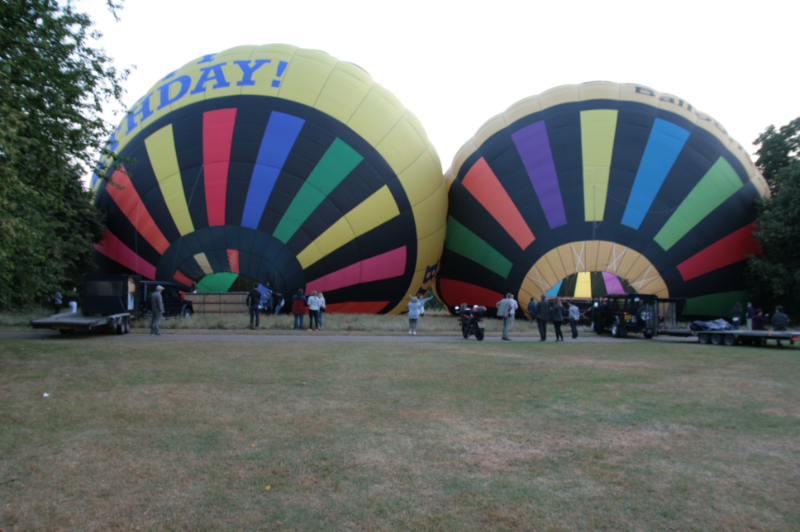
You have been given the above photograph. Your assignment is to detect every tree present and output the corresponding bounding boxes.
[0,0,127,308]
[747,117,800,317]
[753,117,800,192]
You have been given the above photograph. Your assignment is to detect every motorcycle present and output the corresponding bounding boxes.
[456,304,486,341]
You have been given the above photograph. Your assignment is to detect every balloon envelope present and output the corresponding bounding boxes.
[92,44,447,314]
[435,82,767,318]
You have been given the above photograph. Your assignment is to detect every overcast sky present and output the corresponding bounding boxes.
[83,0,799,183]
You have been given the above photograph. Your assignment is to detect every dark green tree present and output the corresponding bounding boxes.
[0,0,127,308]
[753,117,800,192]
[748,117,800,316]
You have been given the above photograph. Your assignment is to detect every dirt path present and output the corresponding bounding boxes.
[0,330,698,343]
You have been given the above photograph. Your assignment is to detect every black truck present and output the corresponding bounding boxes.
[591,294,686,339]
[138,281,194,318]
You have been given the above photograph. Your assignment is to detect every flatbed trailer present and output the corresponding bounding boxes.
[31,312,132,335]
[657,327,798,347]
[31,274,139,335]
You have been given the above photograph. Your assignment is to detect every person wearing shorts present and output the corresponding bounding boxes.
[407,295,432,335]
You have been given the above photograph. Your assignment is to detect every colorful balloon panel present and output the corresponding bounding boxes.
[436,82,767,318]
[93,45,447,314]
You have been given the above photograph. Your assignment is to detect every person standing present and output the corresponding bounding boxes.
[68,286,78,313]
[307,290,321,331]
[496,293,515,341]
[551,298,565,341]
[772,305,789,346]
[568,301,580,339]
[246,283,261,329]
[731,302,742,330]
[291,289,307,330]
[746,302,755,330]
[261,282,273,315]
[53,290,62,315]
[752,309,768,331]
[535,295,550,341]
[317,292,326,330]
[407,295,433,335]
[150,285,165,336]
[527,298,536,323]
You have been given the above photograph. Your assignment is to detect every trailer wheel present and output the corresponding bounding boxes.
[711,334,723,345]
[723,334,737,346]
[123,318,130,334]
[643,331,653,339]
[698,333,709,344]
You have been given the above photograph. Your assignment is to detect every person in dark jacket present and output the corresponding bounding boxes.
[550,298,565,341]
[772,306,789,346]
[731,302,742,330]
[527,298,536,323]
[746,302,755,330]
[752,309,769,331]
[291,289,307,330]
[535,295,550,341]
[53,290,62,314]
[246,283,261,329]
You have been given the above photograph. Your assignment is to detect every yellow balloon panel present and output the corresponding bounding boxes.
[94,43,446,315]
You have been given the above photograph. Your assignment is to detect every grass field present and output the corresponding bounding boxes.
[1,335,799,531]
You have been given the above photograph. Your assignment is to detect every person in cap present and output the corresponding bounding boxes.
[151,285,165,336]
[496,293,515,341]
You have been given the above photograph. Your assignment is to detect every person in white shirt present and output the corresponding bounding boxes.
[317,292,326,330]
[307,290,321,331]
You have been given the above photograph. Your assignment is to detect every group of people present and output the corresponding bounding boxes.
[496,294,579,341]
[732,302,789,333]
[244,283,288,328]
[246,285,326,330]
[53,287,79,314]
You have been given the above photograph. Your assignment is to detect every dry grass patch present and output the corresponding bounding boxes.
[1,339,799,531]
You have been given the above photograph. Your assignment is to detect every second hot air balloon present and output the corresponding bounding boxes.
[434,82,767,318]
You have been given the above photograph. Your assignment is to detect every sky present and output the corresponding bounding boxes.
[82,0,800,184]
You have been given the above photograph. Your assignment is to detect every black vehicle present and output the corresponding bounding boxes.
[591,294,658,338]
[456,304,486,341]
[138,281,194,318]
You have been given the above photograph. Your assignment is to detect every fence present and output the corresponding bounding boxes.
[184,292,248,314]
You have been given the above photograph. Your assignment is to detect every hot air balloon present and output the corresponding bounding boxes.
[434,82,768,318]
[91,44,447,314]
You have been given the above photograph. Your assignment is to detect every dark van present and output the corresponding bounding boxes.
[138,281,194,318]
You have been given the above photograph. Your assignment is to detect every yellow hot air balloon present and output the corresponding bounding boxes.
[92,44,447,314]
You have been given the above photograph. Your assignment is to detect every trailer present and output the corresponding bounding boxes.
[657,327,798,347]
[31,274,140,335]
[591,296,797,347]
